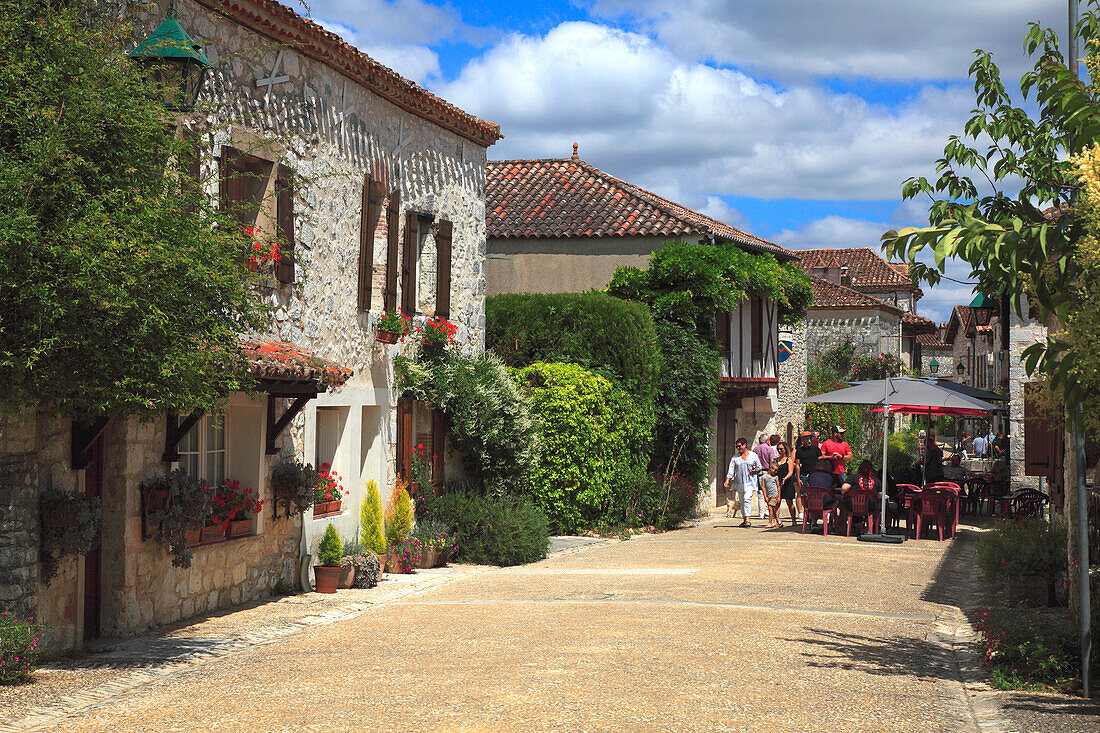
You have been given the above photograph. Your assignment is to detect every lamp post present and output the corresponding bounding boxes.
[929,358,939,375]
[128,5,211,112]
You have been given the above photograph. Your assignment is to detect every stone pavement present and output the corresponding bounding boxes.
[2,518,1096,732]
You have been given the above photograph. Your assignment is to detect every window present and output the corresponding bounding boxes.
[358,177,383,311]
[384,190,401,312]
[751,297,764,358]
[178,414,227,486]
[275,166,295,284]
[219,146,273,229]
[716,310,731,354]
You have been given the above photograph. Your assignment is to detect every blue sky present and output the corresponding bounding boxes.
[295,0,1070,323]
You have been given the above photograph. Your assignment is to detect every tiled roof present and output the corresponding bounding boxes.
[796,248,918,292]
[239,338,352,389]
[808,277,904,315]
[902,311,937,333]
[486,156,795,260]
[916,332,953,351]
[190,0,501,147]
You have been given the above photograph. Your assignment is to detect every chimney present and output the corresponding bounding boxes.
[839,265,851,287]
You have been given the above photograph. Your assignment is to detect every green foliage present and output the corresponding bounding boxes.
[359,479,386,555]
[976,518,1068,583]
[607,240,812,333]
[269,459,318,516]
[0,0,267,418]
[38,489,101,583]
[805,342,863,455]
[850,353,909,381]
[513,362,653,534]
[144,470,211,568]
[395,350,540,495]
[425,487,549,566]
[384,484,414,548]
[0,612,44,684]
[977,606,1096,689]
[651,321,720,486]
[486,292,661,399]
[887,430,920,481]
[317,524,343,567]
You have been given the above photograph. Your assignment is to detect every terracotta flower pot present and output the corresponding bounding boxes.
[228,518,253,538]
[200,524,227,544]
[376,553,388,574]
[435,548,449,567]
[386,554,404,574]
[418,547,437,569]
[314,566,341,594]
[376,330,400,344]
[185,527,202,547]
[338,562,356,588]
[314,499,341,517]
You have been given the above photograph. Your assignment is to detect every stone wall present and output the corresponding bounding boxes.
[771,322,807,442]
[0,454,38,622]
[805,308,902,360]
[920,349,953,376]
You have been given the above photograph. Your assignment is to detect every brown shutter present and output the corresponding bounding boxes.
[751,297,763,357]
[432,409,446,486]
[401,211,418,314]
[358,177,382,311]
[435,220,453,318]
[397,397,413,481]
[716,310,731,354]
[219,146,243,221]
[384,190,401,312]
[275,167,295,284]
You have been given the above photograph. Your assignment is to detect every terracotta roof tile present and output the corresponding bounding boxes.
[239,338,352,389]
[916,332,952,351]
[486,158,795,260]
[902,311,937,334]
[809,277,904,315]
[795,248,918,292]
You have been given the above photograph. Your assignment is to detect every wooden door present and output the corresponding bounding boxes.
[83,434,104,641]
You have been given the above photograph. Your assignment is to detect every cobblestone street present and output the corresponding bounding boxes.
[2,519,1096,732]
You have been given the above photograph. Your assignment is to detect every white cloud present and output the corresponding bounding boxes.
[772,216,888,250]
[441,22,974,201]
[589,0,1066,83]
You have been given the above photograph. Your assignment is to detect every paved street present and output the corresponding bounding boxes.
[0,518,1077,732]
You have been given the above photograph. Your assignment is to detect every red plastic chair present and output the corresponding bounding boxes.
[892,484,921,532]
[801,486,838,536]
[925,483,960,536]
[911,489,953,541]
[843,489,878,537]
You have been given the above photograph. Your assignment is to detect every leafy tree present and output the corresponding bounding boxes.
[0,0,266,419]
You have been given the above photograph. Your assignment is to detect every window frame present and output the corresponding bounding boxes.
[177,413,228,487]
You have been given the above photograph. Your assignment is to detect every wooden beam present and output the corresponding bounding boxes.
[71,417,109,470]
[162,409,205,463]
[266,394,314,455]
[257,379,324,397]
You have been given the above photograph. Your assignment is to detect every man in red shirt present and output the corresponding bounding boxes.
[819,425,854,488]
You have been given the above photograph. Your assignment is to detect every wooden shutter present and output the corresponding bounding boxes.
[275,167,295,284]
[396,397,413,481]
[432,409,446,486]
[751,296,763,357]
[401,210,418,314]
[219,146,243,221]
[181,130,202,216]
[435,220,453,318]
[358,177,382,311]
[716,310,731,355]
[384,190,401,312]
[1024,383,1063,478]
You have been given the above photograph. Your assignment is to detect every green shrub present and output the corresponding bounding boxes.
[360,479,386,555]
[0,612,44,685]
[317,524,343,567]
[384,483,414,548]
[514,362,653,534]
[976,606,1095,689]
[486,292,661,399]
[976,518,1067,583]
[395,350,540,494]
[427,488,549,566]
[651,321,719,486]
[887,430,920,479]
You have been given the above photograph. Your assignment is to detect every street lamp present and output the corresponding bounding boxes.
[956,361,966,377]
[970,293,995,328]
[128,6,212,112]
[929,358,939,374]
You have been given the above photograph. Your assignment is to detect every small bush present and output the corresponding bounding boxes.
[486,292,661,400]
[39,489,101,583]
[429,488,549,566]
[0,612,45,685]
[384,482,414,548]
[270,459,317,516]
[887,430,920,481]
[360,479,386,555]
[976,606,1095,689]
[514,362,653,534]
[976,518,1067,584]
[391,536,423,573]
[317,524,343,567]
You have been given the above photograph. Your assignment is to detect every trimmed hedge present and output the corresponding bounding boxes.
[486,292,660,399]
[513,362,653,534]
[426,488,549,566]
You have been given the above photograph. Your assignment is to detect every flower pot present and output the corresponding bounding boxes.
[376,553,388,574]
[228,518,253,538]
[314,499,341,517]
[408,481,420,499]
[376,331,400,344]
[145,488,170,513]
[185,527,202,547]
[338,562,356,588]
[386,554,404,574]
[201,524,227,544]
[418,548,437,569]
[435,548,449,567]
[314,566,341,594]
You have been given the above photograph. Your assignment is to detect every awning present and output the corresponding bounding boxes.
[239,338,353,392]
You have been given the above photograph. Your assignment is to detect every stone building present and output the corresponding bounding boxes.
[803,276,904,360]
[484,148,805,508]
[0,0,499,650]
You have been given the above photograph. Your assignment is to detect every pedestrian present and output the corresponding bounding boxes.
[819,425,854,489]
[972,433,987,458]
[925,436,945,483]
[794,430,821,524]
[806,457,839,512]
[776,440,798,525]
[753,435,778,520]
[724,437,763,528]
[762,461,782,528]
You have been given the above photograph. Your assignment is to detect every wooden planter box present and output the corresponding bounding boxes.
[200,524,227,544]
[314,499,342,518]
[376,331,400,344]
[185,527,202,548]
[417,548,437,569]
[228,518,253,538]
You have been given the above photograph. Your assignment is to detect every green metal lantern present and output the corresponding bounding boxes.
[969,293,994,327]
[128,8,211,112]
[929,357,939,374]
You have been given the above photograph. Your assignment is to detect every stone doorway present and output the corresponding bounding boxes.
[83,434,104,641]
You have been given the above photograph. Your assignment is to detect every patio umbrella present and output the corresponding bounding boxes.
[803,377,999,543]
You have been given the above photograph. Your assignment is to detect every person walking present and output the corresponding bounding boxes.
[972,433,987,458]
[776,440,798,525]
[724,437,763,528]
[794,430,821,524]
[820,425,854,489]
[762,461,782,528]
[753,435,778,520]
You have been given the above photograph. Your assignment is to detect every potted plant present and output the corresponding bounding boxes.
[313,463,347,517]
[270,458,317,517]
[390,536,423,574]
[412,520,450,569]
[384,480,413,571]
[419,315,457,350]
[314,523,343,593]
[242,225,282,276]
[143,470,211,568]
[39,489,102,583]
[217,479,263,538]
[360,479,387,573]
[375,309,413,344]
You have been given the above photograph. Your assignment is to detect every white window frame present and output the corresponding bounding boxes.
[177,413,228,486]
